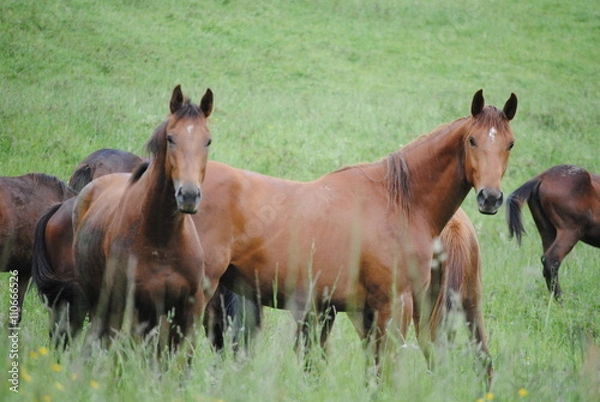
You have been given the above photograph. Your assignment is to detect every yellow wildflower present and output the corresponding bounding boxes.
[50,363,62,372]
[485,393,495,400]
[518,388,528,397]
[90,380,100,389]
[55,382,65,391]
[22,368,32,383]
[29,351,39,359]
[38,347,49,356]
[43,395,52,402]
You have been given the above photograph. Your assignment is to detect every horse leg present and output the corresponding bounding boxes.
[294,305,336,369]
[463,298,493,389]
[16,272,31,324]
[370,292,413,380]
[542,230,579,299]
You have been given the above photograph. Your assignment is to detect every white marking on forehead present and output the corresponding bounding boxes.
[488,127,497,142]
[187,125,195,134]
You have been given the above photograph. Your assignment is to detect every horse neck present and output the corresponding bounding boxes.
[135,159,184,244]
[401,119,472,234]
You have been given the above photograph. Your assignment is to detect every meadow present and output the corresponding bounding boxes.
[1,0,599,400]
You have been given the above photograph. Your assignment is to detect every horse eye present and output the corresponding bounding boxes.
[167,134,175,145]
[468,136,476,147]
[206,138,212,147]
[508,141,515,150]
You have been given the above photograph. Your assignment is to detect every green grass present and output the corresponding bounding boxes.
[1,0,599,400]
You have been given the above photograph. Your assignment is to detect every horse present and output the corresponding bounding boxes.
[32,151,144,342]
[68,148,144,192]
[429,208,491,382]
[207,207,493,383]
[0,173,75,325]
[68,85,213,351]
[194,89,517,375]
[506,164,600,299]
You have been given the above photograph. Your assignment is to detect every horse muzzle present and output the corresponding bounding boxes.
[476,188,503,215]
[176,183,202,214]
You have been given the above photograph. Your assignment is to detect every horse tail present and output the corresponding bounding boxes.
[32,203,69,305]
[506,178,541,245]
[430,212,480,341]
[68,164,93,193]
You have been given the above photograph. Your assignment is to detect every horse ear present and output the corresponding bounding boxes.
[200,88,214,118]
[503,93,518,121]
[170,85,184,114]
[471,89,485,116]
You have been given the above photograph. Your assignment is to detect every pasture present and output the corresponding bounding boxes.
[1,0,599,401]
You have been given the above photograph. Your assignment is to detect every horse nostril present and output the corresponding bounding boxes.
[477,188,503,214]
[176,184,202,212]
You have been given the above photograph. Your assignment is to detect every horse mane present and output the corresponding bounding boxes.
[385,151,411,212]
[129,162,150,183]
[474,105,511,128]
[145,98,206,159]
[30,173,76,198]
[383,118,466,213]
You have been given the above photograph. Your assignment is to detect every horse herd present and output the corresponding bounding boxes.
[2,86,598,387]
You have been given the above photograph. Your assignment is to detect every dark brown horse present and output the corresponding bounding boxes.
[507,164,600,298]
[68,148,144,192]
[70,85,213,350]
[0,173,74,324]
[195,89,517,374]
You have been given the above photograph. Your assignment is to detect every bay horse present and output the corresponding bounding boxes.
[33,149,144,341]
[207,207,493,382]
[0,173,74,324]
[68,148,144,192]
[71,85,213,351]
[195,89,517,374]
[429,208,491,382]
[506,164,600,298]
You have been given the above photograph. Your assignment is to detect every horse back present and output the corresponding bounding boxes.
[538,166,600,244]
[0,173,72,273]
[69,149,144,192]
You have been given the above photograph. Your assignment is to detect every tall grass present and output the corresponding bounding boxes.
[1,0,598,400]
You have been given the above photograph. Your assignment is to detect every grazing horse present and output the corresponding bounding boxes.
[68,148,144,192]
[195,89,517,374]
[0,173,74,324]
[70,85,213,350]
[507,164,600,298]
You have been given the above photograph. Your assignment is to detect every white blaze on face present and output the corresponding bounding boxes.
[488,127,497,142]
[187,125,195,134]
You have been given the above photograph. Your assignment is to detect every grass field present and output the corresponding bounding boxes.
[1,0,599,401]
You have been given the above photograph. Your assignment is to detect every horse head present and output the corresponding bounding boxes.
[161,85,213,214]
[464,89,517,215]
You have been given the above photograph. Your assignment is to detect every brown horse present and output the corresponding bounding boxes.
[429,208,491,381]
[68,148,144,192]
[207,207,493,381]
[507,164,600,298]
[33,151,144,342]
[71,85,213,350]
[0,173,74,324]
[195,89,517,373]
